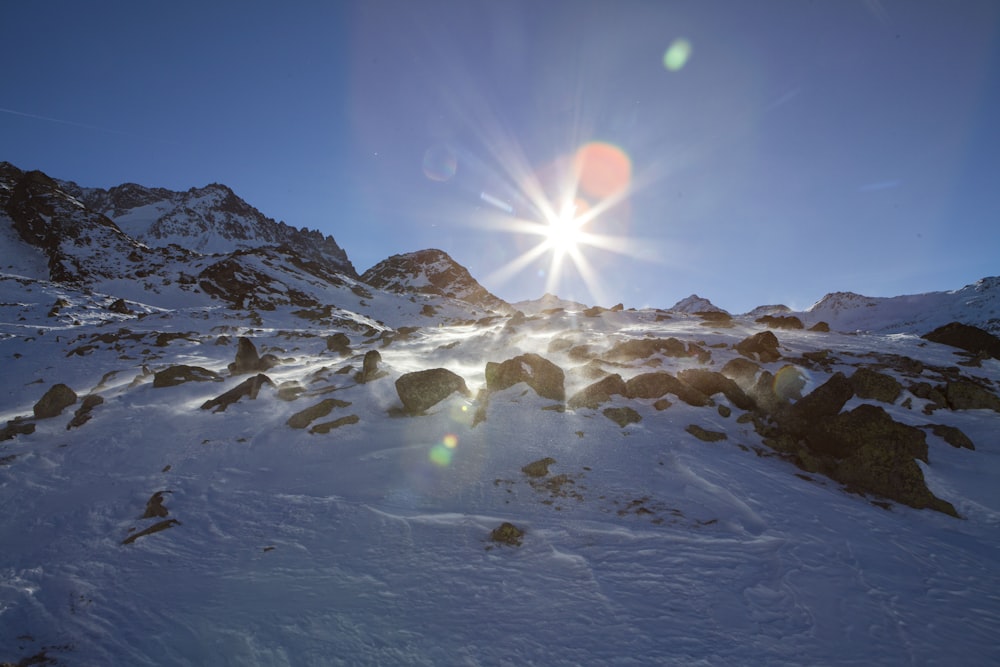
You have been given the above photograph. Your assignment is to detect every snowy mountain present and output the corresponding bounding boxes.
[59,177,355,275]
[2,161,999,665]
[669,293,728,314]
[361,248,511,315]
[795,278,1000,334]
[512,292,591,315]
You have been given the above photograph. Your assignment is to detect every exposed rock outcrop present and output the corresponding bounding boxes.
[201,374,274,413]
[395,368,471,414]
[153,365,223,388]
[33,383,77,419]
[568,374,626,409]
[485,353,565,402]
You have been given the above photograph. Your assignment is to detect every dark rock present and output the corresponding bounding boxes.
[310,414,360,433]
[686,424,727,442]
[653,399,673,411]
[359,349,382,383]
[67,394,104,429]
[395,368,471,414]
[807,404,928,462]
[201,374,274,413]
[276,381,306,401]
[522,457,557,478]
[326,333,352,356]
[121,519,181,545]
[605,336,687,362]
[229,336,272,375]
[0,419,36,441]
[909,381,948,412]
[756,315,804,330]
[944,380,1000,412]
[489,522,524,547]
[922,322,1000,360]
[568,374,626,409]
[603,406,642,427]
[923,424,975,450]
[287,398,352,429]
[485,353,565,401]
[850,368,902,404]
[785,372,854,425]
[720,357,760,386]
[809,321,831,332]
[33,383,77,419]
[625,372,709,407]
[109,298,132,314]
[677,369,754,410]
[153,365,223,388]
[142,491,170,519]
[735,331,781,362]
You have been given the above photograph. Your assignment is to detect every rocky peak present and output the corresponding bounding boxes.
[361,248,510,313]
[670,294,727,314]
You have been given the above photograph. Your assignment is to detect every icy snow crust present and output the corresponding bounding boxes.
[1,296,999,665]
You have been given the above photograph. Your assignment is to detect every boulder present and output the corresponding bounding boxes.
[686,425,727,442]
[784,372,854,425]
[201,374,274,413]
[33,383,77,419]
[359,349,382,383]
[489,522,524,547]
[605,337,687,362]
[395,368,471,414]
[522,457,557,478]
[850,368,902,404]
[677,369,754,410]
[625,372,709,407]
[809,321,831,332]
[0,420,36,441]
[485,353,565,401]
[287,398,353,429]
[806,404,928,462]
[923,424,975,450]
[567,374,626,409]
[603,406,642,427]
[229,336,277,375]
[67,394,104,429]
[720,357,760,386]
[944,380,1000,412]
[326,333,352,356]
[922,322,1000,360]
[755,315,804,330]
[310,414,360,433]
[153,365,223,388]
[735,331,781,363]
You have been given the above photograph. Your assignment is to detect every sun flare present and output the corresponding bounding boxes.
[545,202,584,255]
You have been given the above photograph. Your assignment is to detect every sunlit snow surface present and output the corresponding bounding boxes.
[1,293,998,666]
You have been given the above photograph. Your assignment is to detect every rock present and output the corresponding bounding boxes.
[625,372,709,407]
[153,365,223,388]
[489,522,524,547]
[809,321,831,332]
[677,369,754,410]
[784,372,854,424]
[686,425,727,442]
[944,380,1000,412]
[67,394,104,429]
[485,353,565,401]
[326,333,352,356]
[806,404,928,462]
[909,381,948,412]
[309,414,360,433]
[33,383,77,419]
[109,298,132,314]
[756,315,804,330]
[850,368,902,404]
[287,398,353,429]
[359,349,382,383]
[720,357,760,386]
[923,424,975,450]
[603,406,642,427]
[276,381,306,401]
[121,519,181,545]
[735,330,781,363]
[605,337,687,362]
[922,322,1000,360]
[142,491,170,519]
[522,457,557,478]
[653,399,672,411]
[567,374,626,409]
[395,368,471,414]
[229,336,277,375]
[0,419,35,441]
[201,374,274,413]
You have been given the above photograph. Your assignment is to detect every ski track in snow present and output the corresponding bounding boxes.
[1,302,999,665]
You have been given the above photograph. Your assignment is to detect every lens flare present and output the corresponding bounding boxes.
[423,144,458,182]
[773,365,808,401]
[574,142,632,199]
[663,39,692,71]
[429,443,453,466]
[443,433,459,449]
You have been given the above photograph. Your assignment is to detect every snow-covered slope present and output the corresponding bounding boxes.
[670,293,728,314]
[513,293,591,315]
[1,286,998,665]
[797,277,1000,334]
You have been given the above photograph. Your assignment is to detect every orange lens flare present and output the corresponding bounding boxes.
[574,142,632,200]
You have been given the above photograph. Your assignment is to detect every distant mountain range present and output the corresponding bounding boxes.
[2,160,997,334]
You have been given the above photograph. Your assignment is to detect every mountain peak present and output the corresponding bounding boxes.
[670,294,727,314]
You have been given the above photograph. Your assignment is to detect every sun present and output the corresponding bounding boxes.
[545,202,585,255]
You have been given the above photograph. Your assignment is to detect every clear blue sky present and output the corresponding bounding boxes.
[2,1,998,313]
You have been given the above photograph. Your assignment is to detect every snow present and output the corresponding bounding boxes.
[2,294,999,666]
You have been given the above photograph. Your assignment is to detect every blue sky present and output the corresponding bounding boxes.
[2,1,998,313]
